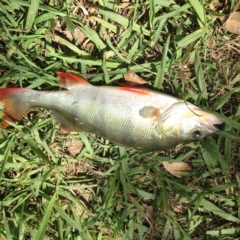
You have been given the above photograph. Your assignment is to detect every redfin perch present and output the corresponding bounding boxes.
[0,72,222,151]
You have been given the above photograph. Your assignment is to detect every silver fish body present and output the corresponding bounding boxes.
[0,72,222,151]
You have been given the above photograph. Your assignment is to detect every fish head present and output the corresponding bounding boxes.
[162,102,223,142]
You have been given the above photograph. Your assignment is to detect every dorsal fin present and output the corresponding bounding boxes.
[56,72,90,89]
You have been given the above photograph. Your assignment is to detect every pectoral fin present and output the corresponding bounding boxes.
[139,106,162,135]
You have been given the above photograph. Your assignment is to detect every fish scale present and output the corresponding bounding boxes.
[0,72,223,151]
[65,87,159,148]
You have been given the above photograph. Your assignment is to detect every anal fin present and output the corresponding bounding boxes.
[51,110,84,132]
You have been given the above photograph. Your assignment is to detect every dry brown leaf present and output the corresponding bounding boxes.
[123,69,147,85]
[74,28,86,44]
[142,204,154,225]
[224,12,240,35]
[72,29,95,52]
[62,28,86,44]
[72,188,93,219]
[65,138,83,156]
[209,1,223,11]
[162,161,192,178]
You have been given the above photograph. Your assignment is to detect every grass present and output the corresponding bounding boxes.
[0,0,240,239]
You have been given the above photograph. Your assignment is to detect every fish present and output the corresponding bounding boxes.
[0,72,223,151]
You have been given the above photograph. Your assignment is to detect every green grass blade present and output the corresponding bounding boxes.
[0,136,14,180]
[0,3,18,27]
[25,0,40,30]
[212,89,239,110]
[34,12,57,24]
[188,0,207,26]
[154,3,191,23]
[102,50,110,84]
[14,0,66,16]
[102,27,130,64]
[99,9,150,36]
[23,134,51,164]
[149,0,155,29]
[53,35,90,56]
[207,228,238,236]
[18,203,25,240]
[154,35,170,89]
[3,209,13,240]
[177,28,207,47]
[80,26,106,51]
[201,198,240,223]
[91,16,118,33]
[35,190,57,240]
[206,182,237,193]
[194,53,208,103]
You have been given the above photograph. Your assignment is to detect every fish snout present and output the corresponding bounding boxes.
[194,109,223,133]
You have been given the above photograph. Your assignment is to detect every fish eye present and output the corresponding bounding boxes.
[192,130,202,139]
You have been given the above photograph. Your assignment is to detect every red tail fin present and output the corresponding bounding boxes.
[0,88,29,128]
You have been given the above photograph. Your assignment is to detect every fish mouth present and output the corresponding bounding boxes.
[211,123,223,132]
[196,110,223,133]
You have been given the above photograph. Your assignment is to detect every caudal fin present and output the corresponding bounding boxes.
[0,88,30,128]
